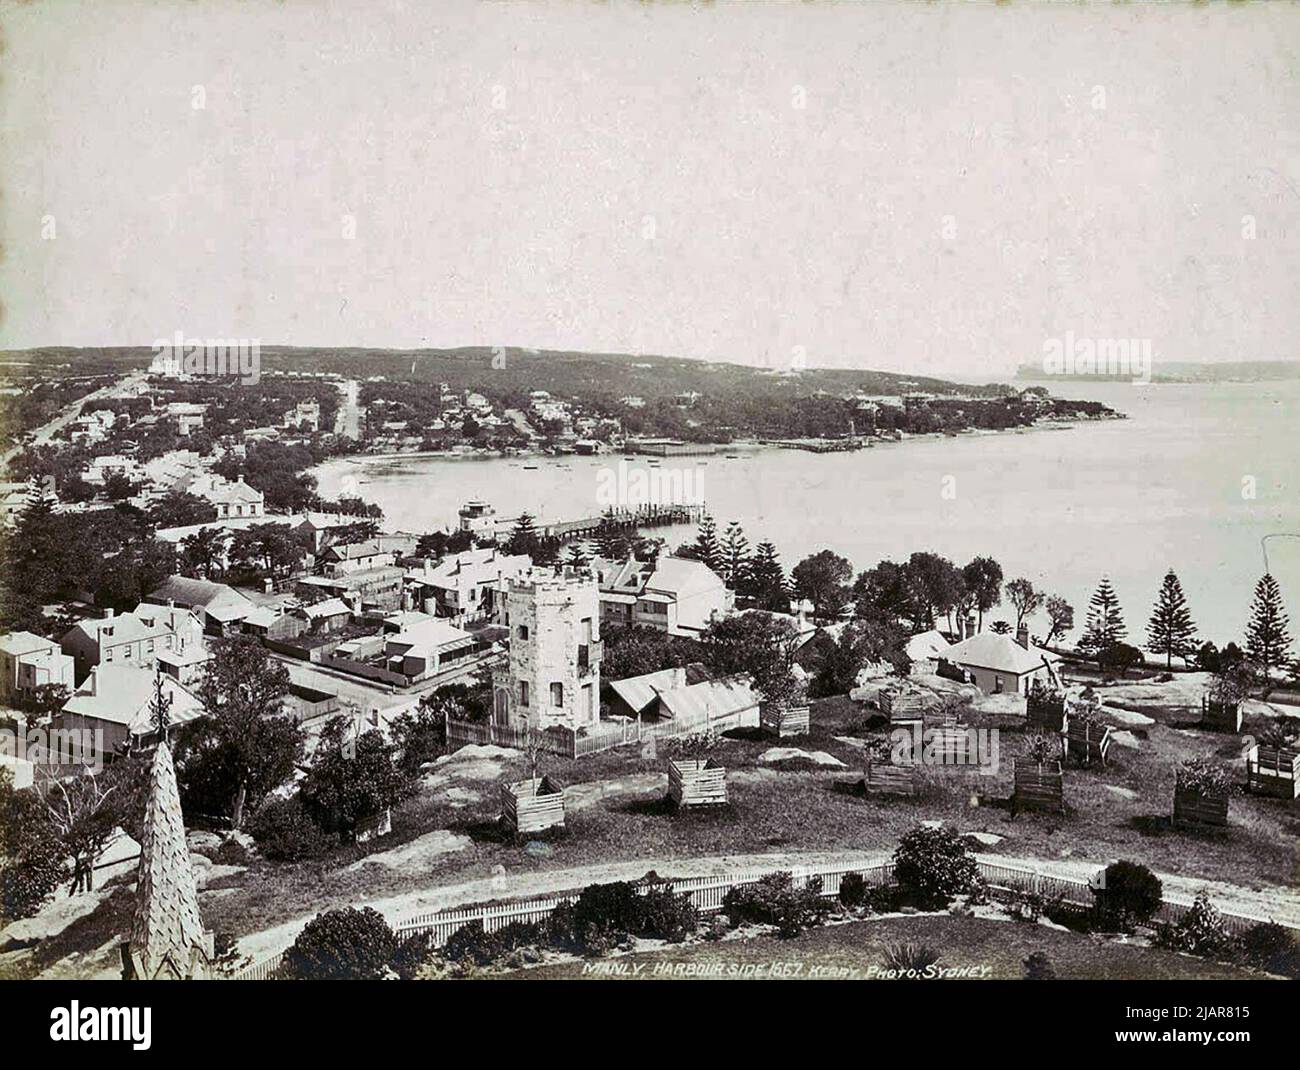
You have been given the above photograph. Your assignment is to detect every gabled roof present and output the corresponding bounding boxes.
[148,576,254,617]
[905,629,951,661]
[608,663,713,715]
[656,674,758,723]
[410,548,532,591]
[63,611,173,649]
[942,632,1060,676]
[323,540,385,561]
[645,557,726,598]
[61,666,204,731]
[385,617,474,654]
[301,597,351,619]
[0,631,54,656]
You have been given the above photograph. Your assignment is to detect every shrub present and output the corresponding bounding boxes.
[283,906,398,980]
[838,872,868,909]
[441,920,548,968]
[1023,952,1056,979]
[637,883,699,943]
[1043,894,1094,934]
[892,825,981,910]
[1153,890,1232,958]
[1093,860,1163,932]
[213,836,253,866]
[1236,923,1300,979]
[391,930,437,979]
[1006,888,1045,923]
[1175,759,1231,797]
[250,796,332,862]
[722,871,830,938]
[0,845,66,921]
[881,942,940,976]
[548,880,699,954]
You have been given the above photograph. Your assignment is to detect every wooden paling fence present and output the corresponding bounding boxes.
[863,762,918,797]
[447,715,737,761]
[1064,721,1112,767]
[1245,745,1300,799]
[230,855,1297,980]
[1201,697,1243,733]
[668,759,728,807]
[1012,760,1065,815]
[1173,785,1230,828]
[502,777,566,834]
[760,703,810,739]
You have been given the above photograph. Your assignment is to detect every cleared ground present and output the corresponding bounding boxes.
[513,914,1265,981]
[5,671,1297,978]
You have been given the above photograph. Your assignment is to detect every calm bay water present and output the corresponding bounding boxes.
[315,381,1300,645]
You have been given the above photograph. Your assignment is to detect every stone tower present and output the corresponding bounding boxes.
[494,566,601,732]
[121,741,214,980]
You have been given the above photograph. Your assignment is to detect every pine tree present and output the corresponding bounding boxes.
[747,540,789,611]
[505,513,540,558]
[691,513,722,573]
[1146,568,1197,668]
[564,541,590,568]
[1245,573,1293,677]
[1079,577,1126,656]
[593,510,627,560]
[718,521,750,589]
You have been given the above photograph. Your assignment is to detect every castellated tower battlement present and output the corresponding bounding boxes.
[493,566,601,732]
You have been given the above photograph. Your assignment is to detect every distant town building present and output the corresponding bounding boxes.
[320,540,394,575]
[186,473,265,519]
[0,631,75,704]
[56,666,204,756]
[165,402,208,437]
[593,556,733,637]
[60,605,203,684]
[457,500,498,539]
[145,577,255,636]
[283,398,321,431]
[405,546,532,625]
[493,567,601,732]
[938,626,1061,696]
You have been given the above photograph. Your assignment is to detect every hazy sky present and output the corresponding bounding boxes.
[3,1,1298,376]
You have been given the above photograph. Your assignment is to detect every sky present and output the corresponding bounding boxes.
[2,0,1299,377]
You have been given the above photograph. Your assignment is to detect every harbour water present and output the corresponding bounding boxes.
[315,380,1300,646]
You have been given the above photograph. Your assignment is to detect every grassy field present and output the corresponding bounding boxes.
[188,682,1296,938]
[11,675,1297,976]
[512,914,1265,981]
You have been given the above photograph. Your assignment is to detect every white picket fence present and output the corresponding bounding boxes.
[229,856,1296,980]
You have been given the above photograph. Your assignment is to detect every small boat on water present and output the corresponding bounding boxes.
[523,465,538,471]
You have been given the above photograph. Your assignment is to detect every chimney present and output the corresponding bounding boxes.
[964,615,974,639]
[1016,623,1030,649]
[105,608,115,620]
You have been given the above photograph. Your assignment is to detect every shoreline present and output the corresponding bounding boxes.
[318,415,1111,471]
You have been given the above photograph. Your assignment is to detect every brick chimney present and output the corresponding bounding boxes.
[1016,623,1030,649]
[963,615,975,639]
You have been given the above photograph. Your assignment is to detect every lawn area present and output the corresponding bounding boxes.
[188,681,1295,940]
[512,914,1265,981]
[14,674,1296,978]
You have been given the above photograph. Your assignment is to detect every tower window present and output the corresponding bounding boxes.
[551,682,563,707]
